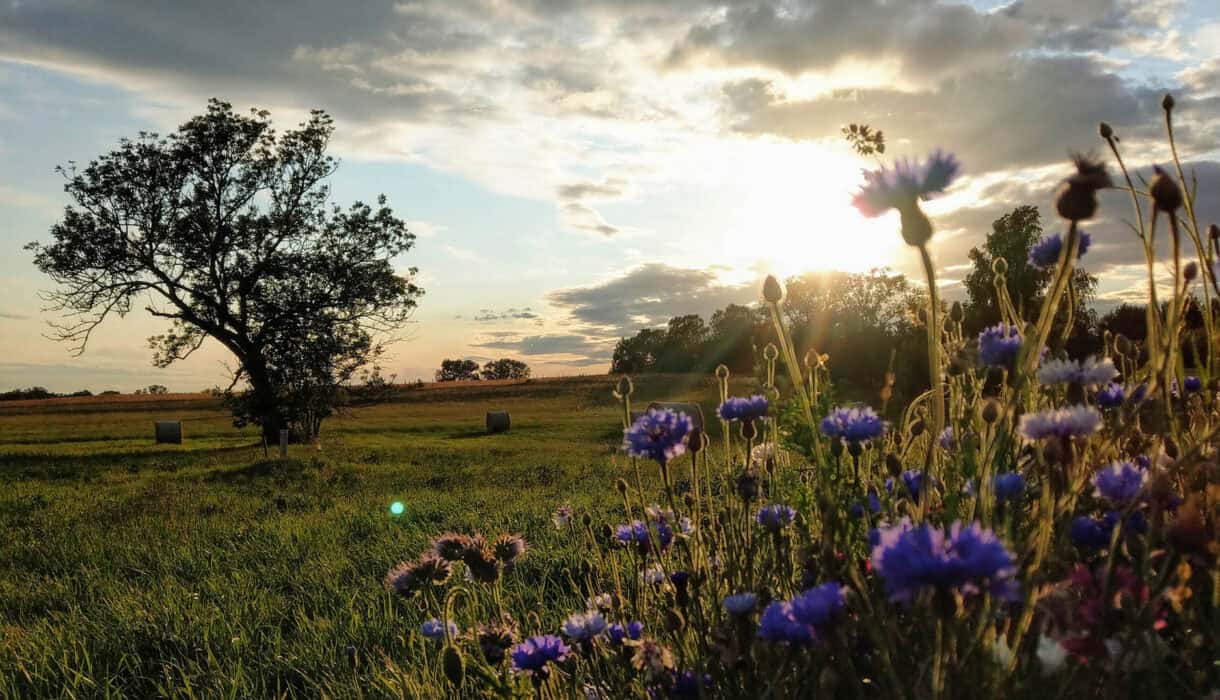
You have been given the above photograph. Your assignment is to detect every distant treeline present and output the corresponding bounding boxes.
[609,206,1207,403]
[0,387,109,401]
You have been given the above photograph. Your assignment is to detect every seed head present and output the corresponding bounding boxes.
[1185,261,1199,282]
[1099,122,1113,139]
[763,275,783,303]
[1056,154,1111,221]
[1209,223,1219,241]
[1162,93,1175,112]
[1149,166,1183,213]
[899,203,933,247]
[443,645,466,686]
[981,399,1000,424]
[616,478,629,494]
[949,301,964,323]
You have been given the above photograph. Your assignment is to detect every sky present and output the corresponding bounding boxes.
[1,0,1219,392]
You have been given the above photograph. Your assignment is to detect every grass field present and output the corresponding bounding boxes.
[0,373,748,698]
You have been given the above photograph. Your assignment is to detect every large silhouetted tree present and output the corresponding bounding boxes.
[29,99,423,440]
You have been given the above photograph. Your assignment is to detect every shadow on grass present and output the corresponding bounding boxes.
[0,442,264,481]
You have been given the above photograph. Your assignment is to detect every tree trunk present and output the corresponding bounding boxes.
[244,364,283,445]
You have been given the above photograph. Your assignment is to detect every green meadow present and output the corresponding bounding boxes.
[0,374,744,698]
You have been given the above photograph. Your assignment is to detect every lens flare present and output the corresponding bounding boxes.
[389,501,405,516]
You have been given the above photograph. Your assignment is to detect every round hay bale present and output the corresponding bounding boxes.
[486,410,511,434]
[646,401,704,430]
[154,421,183,444]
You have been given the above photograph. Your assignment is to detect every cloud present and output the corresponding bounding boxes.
[0,310,31,320]
[555,177,632,237]
[546,263,759,337]
[471,333,613,360]
[472,307,542,322]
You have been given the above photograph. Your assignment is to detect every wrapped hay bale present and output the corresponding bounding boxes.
[154,421,183,444]
[486,410,510,434]
[646,401,704,430]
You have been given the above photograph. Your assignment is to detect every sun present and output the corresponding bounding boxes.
[719,140,902,280]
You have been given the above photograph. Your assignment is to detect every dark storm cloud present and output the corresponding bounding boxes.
[546,263,759,336]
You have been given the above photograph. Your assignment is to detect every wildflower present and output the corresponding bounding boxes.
[1129,383,1148,403]
[493,533,527,564]
[510,635,570,677]
[677,517,694,536]
[755,504,797,532]
[477,622,516,664]
[938,427,955,452]
[562,610,608,642]
[718,395,769,422]
[820,405,886,444]
[431,533,471,562]
[615,520,671,554]
[663,670,713,699]
[723,592,758,616]
[384,561,423,598]
[607,621,644,645]
[758,583,847,645]
[1018,405,1101,440]
[1183,375,1202,393]
[631,640,676,681]
[623,409,693,465]
[1148,165,1182,213]
[993,473,1026,503]
[849,490,882,518]
[978,324,1023,368]
[462,545,501,584]
[1036,356,1116,386]
[852,150,960,219]
[587,593,613,611]
[1069,516,1112,550]
[1055,154,1111,221]
[1093,461,1146,505]
[552,504,574,529]
[421,618,458,641]
[642,564,667,586]
[870,520,1019,603]
[645,504,674,522]
[886,470,925,502]
[1029,231,1092,268]
[1096,383,1125,408]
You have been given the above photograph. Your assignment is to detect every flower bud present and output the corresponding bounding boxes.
[1162,93,1175,112]
[688,427,704,453]
[949,301,964,323]
[616,478,629,495]
[1115,333,1134,357]
[1210,223,1219,241]
[582,512,593,527]
[599,523,613,541]
[1149,166,1183,213]
[442,645,466,687]
[1099,122,1113,139]
[992,257,1008,275]
[1185,261,1199,283]
[763,275,783,303]
[909,419,925,438]
[886,453,903,478]
[981,399,1000,424]
[1056,181,1097,221]
[683,493,695,510]
[899,203,933,247]
[616,375,633,398]
[346,645,358,670]
[736,469,759,503]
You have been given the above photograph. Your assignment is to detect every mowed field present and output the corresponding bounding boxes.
[0,373,745,698]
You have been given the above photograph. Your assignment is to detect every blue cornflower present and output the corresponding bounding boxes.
[852,150,960,218]
[849,490,882,518]
[1070,516,1112,550]
[421,618,458,641]
[1092,461,1146,505]
[1184,375,1203,393]
[1037,356,1117,386]
[562,610,607,642]
[756,504,797,532]
[1130,384,1148,403]
[1096,383,1125,408]
[758,583,847,645]
[1018,405,1101,441]
[1028,231,1092,268]
[623,409,693,465]
[510,634,570,676]
[886,470,925,502]
[723,592,758,616]
[718,395,769,422]
[607,621,644,645]
[978,324,1023,368]
[993,473,1026,503]
[938,427,955,451]
[870,520,1019,603]
[661,670,714,699]
[820,405,886,444]
[615,520,672,554]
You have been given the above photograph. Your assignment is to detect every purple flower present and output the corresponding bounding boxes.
[421,618,458,641]
[718,395,769,422]
[723,592,758,616]
[1096,383,1125,408]
[1070,516,1112,550]
[993,473,1026,503]
[1130,384,1148,403]
[978,324,1023,368]
[510,635,570,676]
[820,405,886,444]
[624,409,693,465]
[852,150,960,218]
[1092,461,1146,505]
[562,610,607,641]
[1184,375,1202,393]
[886,470,925,502]
[615,520,672,554]
[849,490,882,518]
[756,504,797,532]
[757,583,847,645]
[870,520,1019,603]
[607,621,644,645]
[1037,356,1117,386]
[1029,231,1092,268]
[660,670,713,699]
[1018,405,1101,441]
[938,427,955,451]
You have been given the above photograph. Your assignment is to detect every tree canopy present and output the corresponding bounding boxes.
[29,99,422,439]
